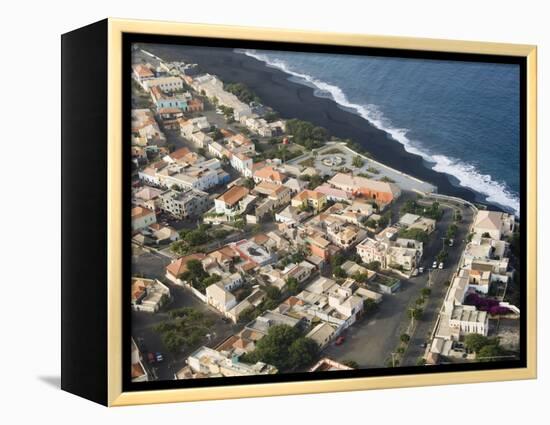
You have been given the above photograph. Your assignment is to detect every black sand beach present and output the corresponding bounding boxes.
[145,44,488,207]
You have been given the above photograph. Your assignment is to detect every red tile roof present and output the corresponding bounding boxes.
[166,253,206,278]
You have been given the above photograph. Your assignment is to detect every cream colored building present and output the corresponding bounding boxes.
[206,283,237,314]
[131,206,156,231]
[473,210,515,240]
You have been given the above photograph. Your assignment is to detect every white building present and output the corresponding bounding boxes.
[191,74,252,119]
[142,76,184,92]
[473,210,515,240]
[208,141,226,158]
[185,346,277,377]
[214,185,253,220]
[159,188,211,219]
[162,168,219,192]
[180,116,210,139]
[219,272,244,292]
[230,152,253,176]
[131,206,156,231]
[190,131,213,149]
[449,305,489,336]
[131,278,170,313]
[306,322,337,349]
[205,283,237,314]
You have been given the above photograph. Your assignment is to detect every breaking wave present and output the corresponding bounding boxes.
[239,49,520,216]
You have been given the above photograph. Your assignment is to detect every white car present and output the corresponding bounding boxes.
[439,262,444,269]
[432,261,438,268]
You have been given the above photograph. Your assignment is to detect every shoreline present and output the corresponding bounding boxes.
[145,44,505,213]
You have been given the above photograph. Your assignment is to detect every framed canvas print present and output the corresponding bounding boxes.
[61,18,537,406]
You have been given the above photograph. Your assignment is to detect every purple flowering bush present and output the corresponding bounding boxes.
[464,293,511,316]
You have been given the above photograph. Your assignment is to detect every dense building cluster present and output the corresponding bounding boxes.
[130,47,520,382]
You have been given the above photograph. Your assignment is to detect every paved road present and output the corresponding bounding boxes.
[322,195,473,368]
[401,202,474,366]
[131,250,241,380]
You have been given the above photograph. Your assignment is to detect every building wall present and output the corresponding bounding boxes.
[132,212,156,231]
[355,188,395,205]
[157,98,187,110]
[309,243,329,260]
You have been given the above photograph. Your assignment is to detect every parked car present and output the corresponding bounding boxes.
[335,336,345,346]
[155,352,164,363]
[147,352,155,364]
[419,267,425,274]
[420,342,427,348]
[439,262,444,269]
[432,261,438,269]
[448,239,454,247]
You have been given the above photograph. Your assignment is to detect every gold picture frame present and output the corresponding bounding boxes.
[62,17,537,407]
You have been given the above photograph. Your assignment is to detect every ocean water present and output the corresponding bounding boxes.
[240,49,520,216]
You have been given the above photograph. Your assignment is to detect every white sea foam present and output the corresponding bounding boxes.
[240,49,520,216]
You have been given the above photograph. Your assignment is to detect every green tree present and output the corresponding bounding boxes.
[464,334,490,353]
[363,298,378,314]
[288,338,319,368]
[306,174,325,190]
[454,211,462,222]
[365,261,381,272]
[330,253,345,269]
[333,266,347,279]
[185,259,205,277]
[398,228,429,243]
[238,306,258,324]
[264,111,280,122]
[161,330,186,353]
[408,308,423,321]
[224,82,259,104]
[291,251,306,264]
[364,218,378,229]
[436,249,448,263]
[286,277,300,295]
[286,119,329,149]
[478,344,503,362]
[184,229,208,246]
[246,324,302,371]
[446,224,458,239]
[421,288,432,297]
[213,128,224,140]
[400,334,410,343]
[181,259,209,292]
[378,211,391,228]
[265,285,281,301]
[233,219,246,229]
[352,272,370,283]
[352,156,364,168]
[242,177,255,189]
[203,274,221,286]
